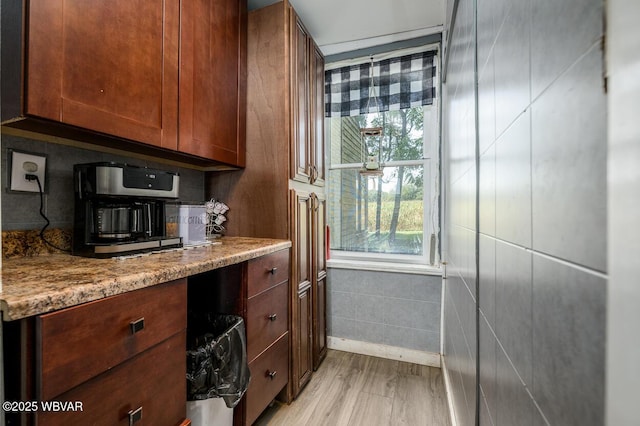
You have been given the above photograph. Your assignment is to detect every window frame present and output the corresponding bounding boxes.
[325,46,441,266]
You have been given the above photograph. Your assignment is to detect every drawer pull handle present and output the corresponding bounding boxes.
[130,318,145,334]
[268,313,277,321]
[267,370,277,380]
[128,406,143,425]
[268,267,278,275]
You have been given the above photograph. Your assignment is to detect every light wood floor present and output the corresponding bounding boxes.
[254,349,450,426]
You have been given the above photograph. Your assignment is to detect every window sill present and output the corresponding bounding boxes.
[327,258,442,276]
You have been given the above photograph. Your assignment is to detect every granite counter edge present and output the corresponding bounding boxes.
[1,240,291,321]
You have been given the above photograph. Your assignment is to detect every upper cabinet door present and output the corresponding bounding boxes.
[310,43,325,187]
[26,0,180,150]
[290,12,324,186]
[179,0,247,166]
[290,13,311,183]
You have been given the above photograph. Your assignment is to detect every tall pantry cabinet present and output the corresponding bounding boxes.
[207,0,326,400]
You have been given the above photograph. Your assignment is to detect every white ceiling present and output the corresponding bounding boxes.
[247,0,444,56]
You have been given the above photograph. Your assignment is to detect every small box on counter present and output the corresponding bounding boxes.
[166,204,207,246]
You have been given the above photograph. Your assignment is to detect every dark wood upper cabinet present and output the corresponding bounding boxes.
[179,0,247,166]
[25,0,180,150]
[290,14,325,186]
[1,0,247,167]
[24,0,180,149]
[291,15,311,183]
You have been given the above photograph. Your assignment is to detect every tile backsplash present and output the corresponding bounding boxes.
[2,228,71,258]
[1,134,206,231]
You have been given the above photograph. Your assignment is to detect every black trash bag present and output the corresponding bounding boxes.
[186,314,251,408]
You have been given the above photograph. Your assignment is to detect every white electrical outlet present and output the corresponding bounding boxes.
[10,151,47,193]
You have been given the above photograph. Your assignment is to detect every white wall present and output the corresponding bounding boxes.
[606,0,640,424]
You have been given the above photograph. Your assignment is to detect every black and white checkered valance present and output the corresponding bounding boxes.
[324,50,436,118]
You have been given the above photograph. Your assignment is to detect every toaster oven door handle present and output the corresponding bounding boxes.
[77,170,84,199]
[144,203,152,236]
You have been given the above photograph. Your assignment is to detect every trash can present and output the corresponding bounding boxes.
[186,314,251,426]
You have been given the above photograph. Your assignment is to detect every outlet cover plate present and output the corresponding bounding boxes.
[9,150,47,193]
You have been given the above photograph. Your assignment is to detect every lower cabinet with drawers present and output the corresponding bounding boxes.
[38,279,189,426]
[244,249,290,425]
[2,248,290,426]
[38,333,188,426]
[187,248,291,426]
[0,279,190,426]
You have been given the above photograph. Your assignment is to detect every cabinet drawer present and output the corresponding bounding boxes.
[37,279,187,400]
[38,331,187,426]
[246,281,288,362]
[245,333,289,425]
[247,249,289,297]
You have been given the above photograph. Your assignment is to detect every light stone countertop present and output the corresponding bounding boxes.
[0,236,291,320]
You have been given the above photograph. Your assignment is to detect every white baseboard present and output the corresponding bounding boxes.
[441,356,459,426]
[327,336,441,367]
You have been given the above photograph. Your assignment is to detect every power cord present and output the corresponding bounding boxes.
[25,174,71,253]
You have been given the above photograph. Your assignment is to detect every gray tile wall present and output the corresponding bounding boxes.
[443,0,607,425]
[1,135,206,230]
[326,268,442,353]
[442,0,477,423]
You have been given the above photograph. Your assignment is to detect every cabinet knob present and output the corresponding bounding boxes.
[268,313,277,321]
[267,370,277,380]
[268,267,278,275]
[130,317,145,334]
[128,406,142,425]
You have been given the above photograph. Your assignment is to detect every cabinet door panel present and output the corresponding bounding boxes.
[313,275,327,369]
[295,284,313,392]
[179,0,247,164]
[27,0,179,149]
[310,43,326,186]
[292,190,312,290]
[290,14,310,182]
[290,188,313,396]
[312,193,327,368]
[314,193,327,276]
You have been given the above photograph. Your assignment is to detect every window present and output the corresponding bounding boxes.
[325,49,439,264]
